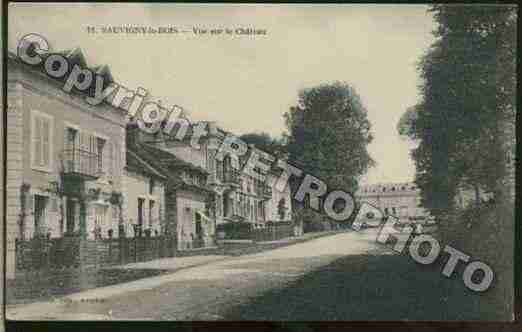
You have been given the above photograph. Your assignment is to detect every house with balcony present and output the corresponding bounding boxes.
[5,49,127,279]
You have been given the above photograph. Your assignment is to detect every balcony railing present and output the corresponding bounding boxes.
[62,149,101,180]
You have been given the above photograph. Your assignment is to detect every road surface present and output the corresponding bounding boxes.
[7,228,495,321]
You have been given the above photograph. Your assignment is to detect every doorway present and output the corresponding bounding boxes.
[66,198,76,235]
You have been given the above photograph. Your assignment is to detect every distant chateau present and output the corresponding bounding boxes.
[355,182,430,222]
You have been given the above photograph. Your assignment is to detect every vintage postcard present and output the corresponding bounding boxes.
[2,2,516,322]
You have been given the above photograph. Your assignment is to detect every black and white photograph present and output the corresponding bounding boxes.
[2,2,517,324]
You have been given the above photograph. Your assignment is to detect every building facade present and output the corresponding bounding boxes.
[128,124,216,250]
[124,149,167,238]
[6,50,127,278]
[355,182,430,222]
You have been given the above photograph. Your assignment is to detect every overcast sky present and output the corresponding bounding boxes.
[8,3,436,185]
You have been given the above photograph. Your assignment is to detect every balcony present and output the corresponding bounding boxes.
[222,169,240,186]
[62,149,101,181]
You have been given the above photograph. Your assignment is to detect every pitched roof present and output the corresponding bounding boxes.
[137,142,209,176]
[126,149,167,180]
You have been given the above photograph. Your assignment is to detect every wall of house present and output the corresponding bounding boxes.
[266,174,293,222]
[123,170,165,237]
[6,81,26,279]
[6,61,127,244]
[175,190,214,250]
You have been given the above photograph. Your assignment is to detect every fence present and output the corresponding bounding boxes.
[15,235,177,271]
[251,223,294,242]
[217,221,295,242]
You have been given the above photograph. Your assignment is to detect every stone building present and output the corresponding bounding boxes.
[355,182,430,222]
[5,49,127,279]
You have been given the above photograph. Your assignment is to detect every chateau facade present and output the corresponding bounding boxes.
[355,182,430,222]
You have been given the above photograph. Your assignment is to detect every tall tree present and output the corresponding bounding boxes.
[283,81,374,193]
[399,5,516,216]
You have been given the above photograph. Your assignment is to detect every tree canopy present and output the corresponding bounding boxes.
[399,5,516,215]
[283,81,375,193]
[239,132,286,158]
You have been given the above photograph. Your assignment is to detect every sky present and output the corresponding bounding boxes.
[8,3,436,185]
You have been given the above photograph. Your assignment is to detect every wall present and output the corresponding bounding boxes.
[6,82,25,280]
[6,61,127,244]
[175,190,214,250]
[266,174,293,222]
[123,170,165,237]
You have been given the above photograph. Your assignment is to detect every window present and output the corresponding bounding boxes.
[33,194,48,236]
[149,179,155,195]
[65,127,78,150]
[96,136,106,174]
[138,198,145,226]
[258,201,265,220]
[94,205,107,226]
[31,111,54,172]
[392,207,396,215]
[149,200,155,224]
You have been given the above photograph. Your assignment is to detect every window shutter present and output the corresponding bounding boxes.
[42,118,50,168]
[33,116,42,166]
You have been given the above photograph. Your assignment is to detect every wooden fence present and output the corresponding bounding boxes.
[15,236,177,271]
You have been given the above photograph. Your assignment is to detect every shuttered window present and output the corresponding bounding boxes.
[31,110,54,172]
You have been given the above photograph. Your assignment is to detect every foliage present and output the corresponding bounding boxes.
[397,105,419,139]
[239,132,286,157]
[399,5,517,217]
[283,81,375,193]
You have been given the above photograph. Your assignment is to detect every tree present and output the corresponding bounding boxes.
[284,81,375,194]
[399,5,516,216]
[239,132,286,157]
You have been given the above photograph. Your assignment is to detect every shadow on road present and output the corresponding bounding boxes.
[222,251,508,321]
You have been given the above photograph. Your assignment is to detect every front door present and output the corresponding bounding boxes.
[66,198,76,234]
[195,212,203,248]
